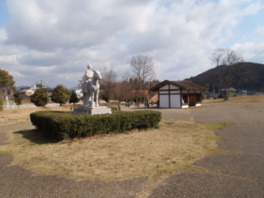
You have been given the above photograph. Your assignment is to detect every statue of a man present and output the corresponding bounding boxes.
[82,64,95,106]
[74,64,111,115]
[84,64,94,82]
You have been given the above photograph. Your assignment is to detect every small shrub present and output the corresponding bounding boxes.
[31,88,49,107]
[30,111,161,141]
[51,85,71,106]
[14,91,23,106]
[69,90,79,104]
[110,106,119,112]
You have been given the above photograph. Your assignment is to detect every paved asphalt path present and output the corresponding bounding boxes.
[1,102,264,197]
[149,103,264,197]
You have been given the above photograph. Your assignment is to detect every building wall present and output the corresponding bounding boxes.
[158,84,181,108]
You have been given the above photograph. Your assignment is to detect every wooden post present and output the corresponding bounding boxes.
[168,84,171,108]
[158,90,160,108]
[180,89,182,108]
[187,90,190,106]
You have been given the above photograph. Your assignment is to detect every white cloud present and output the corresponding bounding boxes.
[233,42,264,63]
[0,0,263,87]
[0,28,7,41]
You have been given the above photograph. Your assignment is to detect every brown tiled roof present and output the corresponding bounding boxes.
[170,81,207,90]
[149,80,207,91]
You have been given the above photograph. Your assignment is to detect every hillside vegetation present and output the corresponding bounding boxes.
[186,62,264,92]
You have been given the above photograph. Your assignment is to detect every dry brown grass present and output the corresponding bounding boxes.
[0,105,72,126]
[226,95,264,104]
[204,95,264,104]
[1,120,216,181]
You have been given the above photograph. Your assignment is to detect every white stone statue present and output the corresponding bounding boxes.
[81,64,102,107]
[74,64,111,115]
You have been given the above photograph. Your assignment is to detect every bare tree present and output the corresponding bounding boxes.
[114,75,134,103]
[222,48,244,66]
[209,48,244,67]
[209,48,225,67]
[131,55,156,83]
[130,55,156,104]
[100,67,117,103]
[209,48,226,87]
[209,48,244,100]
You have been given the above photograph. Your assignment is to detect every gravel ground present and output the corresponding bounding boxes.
[216,125,264,154]
[191,103,264,124]
[148,171,264,198]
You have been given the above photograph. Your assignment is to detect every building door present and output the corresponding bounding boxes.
[188,94,196,106]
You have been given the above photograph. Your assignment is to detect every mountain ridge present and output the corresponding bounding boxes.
[185,62,264,92]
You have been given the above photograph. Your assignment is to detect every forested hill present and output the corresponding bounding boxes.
[185,62,264,92]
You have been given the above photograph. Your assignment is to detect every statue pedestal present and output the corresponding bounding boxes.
[74,106,112,115]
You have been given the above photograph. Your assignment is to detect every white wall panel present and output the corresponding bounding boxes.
[170,95,181,108]
[160,95,169,108]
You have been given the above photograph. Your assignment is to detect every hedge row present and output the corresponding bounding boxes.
[30,111,161,140]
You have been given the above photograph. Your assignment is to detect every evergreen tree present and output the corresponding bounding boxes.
[31,88,49,107]
[51,85,71,106]
[69,90,79,104]
[0,69,15,89]
[14,91,23,106]
[0,69,16,108]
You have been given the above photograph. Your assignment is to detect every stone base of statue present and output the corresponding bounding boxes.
[74,106,112,115]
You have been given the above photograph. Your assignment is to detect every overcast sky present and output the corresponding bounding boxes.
[0,0,264,88]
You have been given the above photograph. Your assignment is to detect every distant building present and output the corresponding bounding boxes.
[218,88,237,98]
[149,80,207,108]
[19,84,53,103]
[237,89,248,96]
[20,86,36,96]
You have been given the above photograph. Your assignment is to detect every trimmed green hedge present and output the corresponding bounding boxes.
[30,111,161,140]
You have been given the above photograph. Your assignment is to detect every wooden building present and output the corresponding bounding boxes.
[149,80,207,108]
